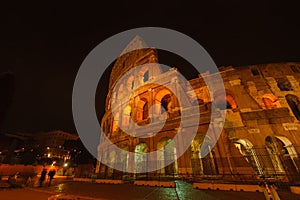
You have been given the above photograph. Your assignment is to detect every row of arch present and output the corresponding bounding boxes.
[111,66,149,105]
[109,90,300,134]
[100,136,178,176]
[111,89,174,132]
[260,94,300,120]
[215,90,300,120]
[99,135,299,179]
[228,136,300,179]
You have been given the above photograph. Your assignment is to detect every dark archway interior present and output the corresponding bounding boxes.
[286,94,300,120]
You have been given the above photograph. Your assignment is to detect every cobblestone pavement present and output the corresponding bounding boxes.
[1,180,299,200]
[35,180,267,200]
[0,188,53,200]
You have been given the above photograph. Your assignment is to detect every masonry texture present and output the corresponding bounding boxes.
[96,36,300,185]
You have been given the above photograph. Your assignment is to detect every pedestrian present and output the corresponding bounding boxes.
[25,176,31,187]
[39,168,47,187]
[48,170,56,186]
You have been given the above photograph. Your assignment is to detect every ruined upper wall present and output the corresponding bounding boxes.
[188,62,300,121]
[109,36,159,91]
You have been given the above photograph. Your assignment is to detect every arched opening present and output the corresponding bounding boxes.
[232,139,263,175]
[199,138,219,175]
[110,91,117,106]
[154,89,172,115]
[120,146,129,174]
[107,150,116,178]
[157,137,178,176]
[126,76,134,90]
[134,143,148,173]
[265,136,300,180]
[117,84,124,100]
[143,70,149,83]
[226,95,237,109]
[291,65,300,73]
[251,68,260,76]
[285,94,300,120]
[136,98,149,121]
[214,90,237,110]
[122,105,131,128]
[138,66,149,85]
[190,139,203,176]
[112,112,120,132]
[107,101,111,110]
[161,94,171,114]
[262,94,280,109]
[277,78,293,91]
[143,101,149,120]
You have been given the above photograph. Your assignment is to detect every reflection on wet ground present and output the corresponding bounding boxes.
[39,180,267,200]
[2,180,299,200]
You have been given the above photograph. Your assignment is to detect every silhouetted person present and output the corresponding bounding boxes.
[39,168,47,187]
[48,170,56,186]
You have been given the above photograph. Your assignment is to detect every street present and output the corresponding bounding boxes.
[1,180,299,200]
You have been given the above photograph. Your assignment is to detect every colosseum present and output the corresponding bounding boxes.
[96,36,300,185]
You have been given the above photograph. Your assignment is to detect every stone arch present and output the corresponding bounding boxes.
[232,138,263,175]
[117,84,124,100]
[136,98,149,121]
[277,78,293,91]
[134,143,148,173]
[110,91,117,106]
[265,136,300,179]
[126,75,134,90]
[154,89,172,115]
[112,112,120,132]
[120,146,129,173]
[157,137,178,175]
[199,136,219,175]
[122,105,131,128]
[226,94,237,109]
[161,94,172,114]
[139,66,149,85]
[262,93,281,109]
[214,90,237,110]
[275,136,299,160]
[190,139,203,176]
[107,150,116,177]
[285,94,300,120]
[143,70,149,83]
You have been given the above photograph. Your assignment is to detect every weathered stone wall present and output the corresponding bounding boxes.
[97,37,300,183]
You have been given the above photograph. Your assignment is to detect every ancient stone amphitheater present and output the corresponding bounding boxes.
[96,36,300,184]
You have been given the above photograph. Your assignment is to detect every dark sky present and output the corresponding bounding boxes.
[1,1,300,133]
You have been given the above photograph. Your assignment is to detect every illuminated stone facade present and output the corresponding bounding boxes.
[96,36,300,184]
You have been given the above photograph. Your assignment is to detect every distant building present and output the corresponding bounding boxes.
[96,36,300,184]
[33,130,78,159]
[1,130,78,164]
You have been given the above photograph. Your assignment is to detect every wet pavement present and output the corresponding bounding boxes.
[36,180,266,200]
[0,188,53,200]
[1,180,299,200]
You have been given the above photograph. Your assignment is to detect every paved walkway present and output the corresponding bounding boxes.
[0,188,53,200]
[1,180,299,200]
[32,180,266,200]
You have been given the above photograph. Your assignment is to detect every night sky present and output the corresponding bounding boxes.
[1,1,300,134]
